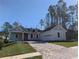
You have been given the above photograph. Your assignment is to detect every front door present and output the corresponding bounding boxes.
[24,33,28,41]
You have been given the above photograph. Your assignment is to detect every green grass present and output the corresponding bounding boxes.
[0,42,36,58]
[24,55,42,59]
[50,41,78,47]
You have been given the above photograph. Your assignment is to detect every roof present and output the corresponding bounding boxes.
[9,25,42,32]
[24,28,42,32]
[42,25,67,32]
[43,25,55,32]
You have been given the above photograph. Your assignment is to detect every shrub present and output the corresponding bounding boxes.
[66,30,78,41]
[0,41,3,50]
[4,39,9,43]
[0,37,4,50]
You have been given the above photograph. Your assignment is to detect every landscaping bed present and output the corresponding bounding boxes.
[0,42,36,58]
[50,41,78,47]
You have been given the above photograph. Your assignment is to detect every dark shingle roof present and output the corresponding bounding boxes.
[24,28,42,32]
[43,25,56,32]
[9,25,42,32]
[42,25,67,32]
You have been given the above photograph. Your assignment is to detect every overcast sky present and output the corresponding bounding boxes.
[0,0,77,30]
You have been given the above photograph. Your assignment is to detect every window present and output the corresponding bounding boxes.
[33,30,35,32]
[31,34,33,38]
[15,34,18,38]
[36,34,38,38]
[58,32,60,38]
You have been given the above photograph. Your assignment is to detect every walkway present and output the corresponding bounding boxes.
[28,41,78,59]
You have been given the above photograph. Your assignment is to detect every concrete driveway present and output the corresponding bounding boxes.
[28,41,78,59]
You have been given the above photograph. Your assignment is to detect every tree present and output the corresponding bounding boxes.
[2,22,12,32]
[69,21,78,31]
[40,19,44,30]
[74,4,78,21]
[48,0,67,26]
[48,5,58,25]
[69,5,75,24]
[41,0,77,30]
[13,22,20,28]
[2,22,12,43]
[57,0,67,25]
[45,13,51,28]
[57,0,63,24]
[48,5,54,25]
[0,37,4,50]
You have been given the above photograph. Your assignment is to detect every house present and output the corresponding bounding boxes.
[40,25,67,41]
[0,25,67,41]
[6,26,41,41]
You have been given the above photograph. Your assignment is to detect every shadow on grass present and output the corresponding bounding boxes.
[24,55,42,59]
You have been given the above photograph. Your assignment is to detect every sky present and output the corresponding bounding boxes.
[0,0,77,30]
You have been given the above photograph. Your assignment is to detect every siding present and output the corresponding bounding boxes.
[40,27,67,41]
[10,32,22,41]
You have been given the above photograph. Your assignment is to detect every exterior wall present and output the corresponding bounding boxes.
[9,32,22,41]
[9,31,40,41]
[28,32,40,41]
[28,33,31,40]
[9,25,67,41]
[40,29,66,41]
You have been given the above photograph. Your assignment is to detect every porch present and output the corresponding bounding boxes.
[9,32,29,41]
[9,32,39,41]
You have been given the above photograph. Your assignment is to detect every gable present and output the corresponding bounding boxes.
[9,26,28,32]
[42,25,67,35]
[52,25,67,32]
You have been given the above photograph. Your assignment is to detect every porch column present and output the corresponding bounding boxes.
[8,32,11,40]
[22,33,24,41]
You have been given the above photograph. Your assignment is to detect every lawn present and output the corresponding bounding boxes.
[0,42,36,58]
[50,41,78,47]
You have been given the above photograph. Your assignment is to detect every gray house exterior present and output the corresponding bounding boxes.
[40,25,67,41]
[8,26,41,41]
[0,25,67,41]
